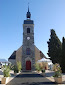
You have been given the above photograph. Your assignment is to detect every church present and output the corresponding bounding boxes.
[8,7,47,71]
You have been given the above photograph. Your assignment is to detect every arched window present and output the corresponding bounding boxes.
[26,48,30,55]
[27,28,30,33]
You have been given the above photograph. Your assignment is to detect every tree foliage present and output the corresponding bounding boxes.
[47,29,62,64]
[61,37,65,73]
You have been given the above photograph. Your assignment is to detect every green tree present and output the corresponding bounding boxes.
[61,37,65,73]
[47,29,62,64]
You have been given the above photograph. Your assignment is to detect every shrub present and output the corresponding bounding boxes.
[53,71,62,77]
[35,62,46,72]
[53,64,62,77]
[42,69,45,73]
[3,65,10,77]
[17,61,22,72]
[14,65,18,73]
[35,63,41,71]
[53,63,62,72]
[10,65,15,70]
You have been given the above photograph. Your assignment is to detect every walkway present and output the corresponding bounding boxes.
[6,71,55,85]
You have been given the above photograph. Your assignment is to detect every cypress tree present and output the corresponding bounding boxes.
[61,37,65,73]
[47,29,62,64]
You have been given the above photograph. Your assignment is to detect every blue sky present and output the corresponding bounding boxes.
[0,0,65,60]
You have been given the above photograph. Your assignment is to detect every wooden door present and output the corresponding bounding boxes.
[26,60,31,70]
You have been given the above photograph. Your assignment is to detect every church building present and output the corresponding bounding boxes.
[8,7,46,71]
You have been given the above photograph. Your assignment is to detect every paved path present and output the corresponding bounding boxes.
[6,71,55,85]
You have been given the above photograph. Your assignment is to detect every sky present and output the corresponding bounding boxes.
[0,0,65,60]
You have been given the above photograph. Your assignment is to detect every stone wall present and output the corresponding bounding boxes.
[16,46,22,64]
[35,46,41,61]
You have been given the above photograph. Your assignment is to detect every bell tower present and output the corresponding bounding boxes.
[22,7,35,71]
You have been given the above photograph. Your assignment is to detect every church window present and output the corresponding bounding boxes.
[27,28,30,33]
[26,48,30,55]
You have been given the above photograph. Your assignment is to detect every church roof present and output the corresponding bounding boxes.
[40,51,47,59]
[8,51,16,59]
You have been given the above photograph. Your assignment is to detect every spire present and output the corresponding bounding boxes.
[26,3,31,19]
[28,3,29,12]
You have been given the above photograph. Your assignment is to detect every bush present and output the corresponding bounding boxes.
[17,61,22,72]
[53,63,59,71]
[42,69,45,73]
[35,62,46,72]
[53,71,62,77]
[10,65,15,70]
[53,63,62,72]
[3,65,10,77]
[53,64,62,77]
[35,63,41,71]
[14,65,18,73]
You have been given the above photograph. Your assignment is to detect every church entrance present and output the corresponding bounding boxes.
[26,60,31,70]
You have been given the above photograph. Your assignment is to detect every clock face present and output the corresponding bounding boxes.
[27,37,30,40]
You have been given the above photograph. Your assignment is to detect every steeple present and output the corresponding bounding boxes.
[28,5,29,12]
[26,5,31,19]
